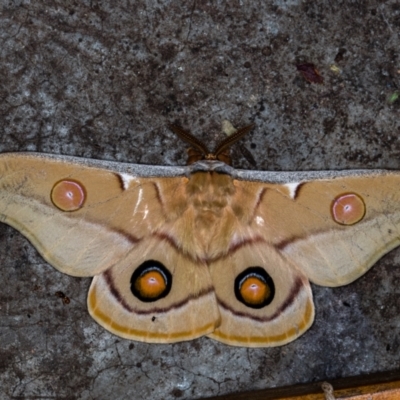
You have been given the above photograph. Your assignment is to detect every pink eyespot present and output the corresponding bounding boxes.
[331,193,365,225]
[51,180,86,211]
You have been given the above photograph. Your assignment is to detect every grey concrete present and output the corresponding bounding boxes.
[1,1,400,399]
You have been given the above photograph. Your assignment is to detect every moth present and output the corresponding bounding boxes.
[1,124,399,347]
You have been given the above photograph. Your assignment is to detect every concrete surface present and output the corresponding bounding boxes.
[1,0,400,399]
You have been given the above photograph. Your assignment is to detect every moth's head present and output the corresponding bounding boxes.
[168,123,255,166]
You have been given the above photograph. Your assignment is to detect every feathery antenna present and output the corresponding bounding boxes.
[168,125,210,155]
[168,123,255,165]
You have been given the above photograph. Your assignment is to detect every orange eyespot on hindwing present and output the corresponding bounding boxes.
[51,180,86,211]
[131,260,172,302]
[234,267,275,309]
[331,193,365,225]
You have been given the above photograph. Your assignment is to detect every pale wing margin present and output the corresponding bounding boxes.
[282,212,400,286]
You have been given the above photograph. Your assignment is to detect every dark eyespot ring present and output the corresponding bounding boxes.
[130,260,172,302]
[234,267,275,309]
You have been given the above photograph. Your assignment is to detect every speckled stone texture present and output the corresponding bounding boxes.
[1,1,400,399]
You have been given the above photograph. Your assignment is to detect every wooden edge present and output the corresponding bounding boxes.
[202,369,400,400]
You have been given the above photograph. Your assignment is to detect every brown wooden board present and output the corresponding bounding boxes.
[203,370,400,400]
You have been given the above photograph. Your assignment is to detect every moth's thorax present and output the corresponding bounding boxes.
[186,171,235,217]
[155,171,260,261]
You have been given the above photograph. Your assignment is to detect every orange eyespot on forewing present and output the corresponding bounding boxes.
[51,180,86,211]
[234,267,275,309]
[331,193,365,225]
[130,260,172,302]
